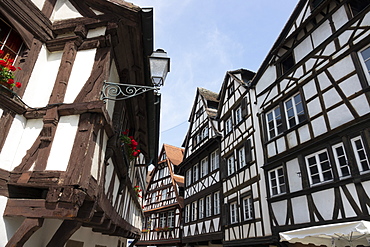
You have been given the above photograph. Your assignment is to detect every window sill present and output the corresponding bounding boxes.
[0,92,27,114]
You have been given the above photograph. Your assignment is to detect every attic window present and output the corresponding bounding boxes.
[281,53,295,75]
[0,18,23,62]
[348,0,370,17]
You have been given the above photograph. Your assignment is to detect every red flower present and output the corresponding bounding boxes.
[8,59,14,64]
[123,129,129,135]
[9,65,16,71]
[132,151,139,157]
[15,82,21,88]
[131,139,138,146]
[129,136,134,139]
[7,79,14,84]
[17,67,22,70]
[0,50,3,55]
[0,60,7,66]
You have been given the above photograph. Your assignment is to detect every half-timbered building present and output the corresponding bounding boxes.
[216,69,274,246]
[251,0,370,245]
[0,0,161,246]
[138,144,184,247]
[179,87,223,247]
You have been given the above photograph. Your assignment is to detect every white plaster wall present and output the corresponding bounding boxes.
[87,27,107,38]
[0,116,43,171]
[332,6,348,31]
[105,159,114,194]
[294,36,313,63]
[323,88,342,109]
[291,196,309,224]
[91,130,108,180]
[311,116,327,137]
[312,20,331,47]
[312,189,335,220]
[46,115,79,170]
[25,219,62,246]
[328,56,355,81]
[327,105,354,129]
[70,226,125,247]
[64,49,97,103]
[302,79,317,100]
[351,95,370,117]
[51,0,83,22]
[340,74,362,97]
[22,46,62,107]
[255,66,276,95]
[286,158,302,193]
[271,200,287,226]
[31,0,45,10]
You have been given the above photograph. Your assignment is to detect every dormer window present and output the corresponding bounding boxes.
[0,18,23,62]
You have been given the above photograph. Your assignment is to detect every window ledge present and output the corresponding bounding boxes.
[0,92,27,114]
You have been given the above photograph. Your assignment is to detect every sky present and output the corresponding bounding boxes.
[131,0,299,149]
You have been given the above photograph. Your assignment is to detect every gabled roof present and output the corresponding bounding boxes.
[162,144,184,166]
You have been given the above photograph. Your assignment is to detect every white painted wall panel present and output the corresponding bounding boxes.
[64,49,97,103]
[267,142,276,158]
[340,186,357,218]
[340,75,362,97]
[317,71,332,90]
[302,79,317,100]
[0,117,43,171]
[46,115,79,170]
[307,98,322,118]
[276,137,286,154]
[351,95,370,117]
[31,0,45,10]
[312,20,331,47]
[87,27,107,38]
[271,200,287,226]
[298,124,311,144]
[291,196,309,224]
[328,56,355,81]
[294,37,313,63]
[323,88,342,109]
[312,189,334,220]
[23,46,62,107]
[255,66,276,95]
[51,0,83,22]
[287,131,298,148]
[332,7,348,31]
[311,116,327,137]
[286,158,302,193]
[327,105,354,129]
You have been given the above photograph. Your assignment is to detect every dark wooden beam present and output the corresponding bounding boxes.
[5,218,44,247]
[46,220,82,247]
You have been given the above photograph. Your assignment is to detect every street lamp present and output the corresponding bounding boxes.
[101,49,170,101]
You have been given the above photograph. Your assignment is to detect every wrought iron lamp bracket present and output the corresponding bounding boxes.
[101,81,159,101]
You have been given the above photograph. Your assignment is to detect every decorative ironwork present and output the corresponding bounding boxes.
[101,81,159,101]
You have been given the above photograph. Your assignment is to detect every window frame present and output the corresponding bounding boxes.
[230,201,238,224]
[214,191,220,215]
[191,201,197,221]
[266,105,283,140]
[159,212,166,228]
[200,157,208,178]
[161,188,168,201]
[167,211,175,227]
[268,166,286,196]
[225,116,233,134]
[351,136,370,173]
[332,143,351,178]
[184,204,190,223]
[235,105,243,125]
[205,194,212,217]
[193,164,199,183]
[242,196,253,221]
[199,198,204,219]
[210,149,220,171]
[186,168,192,186]
[238,146,246,169]
[305,149,334,185]
[284,93,306,129]
[227,155,235,176]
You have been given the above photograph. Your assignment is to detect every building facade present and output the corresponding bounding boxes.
[0,0,160,246]
[138,144,184,247]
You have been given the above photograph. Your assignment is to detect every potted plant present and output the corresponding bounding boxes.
[0,50,21,96]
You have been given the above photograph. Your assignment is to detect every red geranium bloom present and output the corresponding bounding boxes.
[0,60,7,66]
[8,59,14,64]
[9,65,16,71]
[17,67,22,70]
[123,129,129,135]
[15,82,21,88]
[132,151,139,157]
[7,79,14,84]
[131,139,138,146]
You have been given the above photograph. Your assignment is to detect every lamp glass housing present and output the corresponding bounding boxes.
[149,49,170,87]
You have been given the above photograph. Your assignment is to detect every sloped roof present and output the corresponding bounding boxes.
[163,144,184,166]
[198,87,218,102]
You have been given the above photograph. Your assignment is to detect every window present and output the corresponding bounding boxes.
[266,106,283,139]
[243,196,253,220]
[151,191,157,203]
[281,53,295,74]
[351,136,370,173]
[186,169,192,186]
[0,18,23,62]
[210,149,219,171]
[199,198,204,219]
[200,157,208,178]
[225,116,233,134]
[162,188,168,200]
[196,107,203,118]
[158,168,164,179]
[202,127,209,139]
[235,106,243,124]
[269,167,286,196]
[227,155,235,176]
[284,93,306,128]
[306,150,333,185]
[230,202,238,224]
[360,46,370,82]
[214,191,220,215]
[184,204,190,223]
[191,201,197,221]
[205,194,212,217]
[159,213,166,228]
[332,143,350,178]
[348,0,370,17]
[228,84,234,96]
[238,147,246,169]
[167,211,175,227]
[193,164,199,182]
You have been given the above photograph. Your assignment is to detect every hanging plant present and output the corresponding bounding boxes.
[120,129,141,161]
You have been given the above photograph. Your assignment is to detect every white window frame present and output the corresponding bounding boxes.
[184,204,190,223]
[205,194,212,217]
[186,169,192,186]
[332,143,351,178]
[227,155,235,176]
[284,93,305,128]
[359,45,370,83]
[151,191,157,203]
[193,164,199,182]
[238,147,246,169]
[235,106,243,124]
[351,136,370,173]
[268,167,286,196]
[191,201,197,221]
[230,201,238,224]
[199,198,204,219]
[167,211,175,227]
[214,191,220,215]
[162,188,168,201]
[243,196,253,220]
[210,149,219,171]
[225,116,233,134]
[200,157,208,177]
[305,149,333,185]
[159,212,166,228]
[202,127,209,139]
[266,106,283,139]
